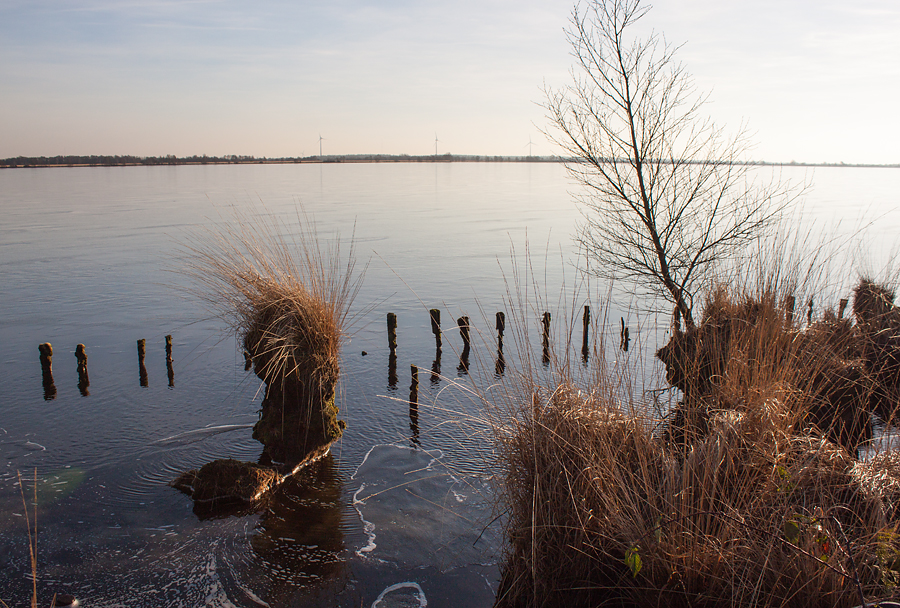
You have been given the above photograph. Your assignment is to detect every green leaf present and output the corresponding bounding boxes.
[625,546,642,577]
[784,520,800,545]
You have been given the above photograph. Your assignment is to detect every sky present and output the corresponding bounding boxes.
[1,0,898,164]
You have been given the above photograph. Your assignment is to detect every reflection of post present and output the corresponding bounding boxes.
[541,312,551,365]
[137,338,148,387]
[387,313,398,355]
[39,342,56,400]
[409,364,420,445]
[75,343,90,397]
[457,316,470,374]
[431,345,441,386]
[495,312,506,376]
[388,353,398,390]
[582,305,590,362]
[165,334,174,387]
[429,309,441,348]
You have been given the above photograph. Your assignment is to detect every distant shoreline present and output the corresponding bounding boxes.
[2,153,898,169]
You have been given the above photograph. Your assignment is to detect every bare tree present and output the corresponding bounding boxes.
[546,0,798,329]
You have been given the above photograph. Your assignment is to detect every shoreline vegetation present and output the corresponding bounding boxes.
[1,153,899,170]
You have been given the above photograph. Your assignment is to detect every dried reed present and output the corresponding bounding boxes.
[488,238,900,607]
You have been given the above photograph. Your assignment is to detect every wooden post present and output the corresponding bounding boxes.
[137,338,148,387]
[75,343,89,396]
[457,316,470,374]
[785,296,796,324]
[39,342,56,400]
[620,317,630,352]
[541,312,551,365]
[387,313,398,354]
[807,298,814,324]
[165,335,174,387]
[582,306,590,360]
[839,298,849,319]
[496,311,505,337]
[430,309,441,348]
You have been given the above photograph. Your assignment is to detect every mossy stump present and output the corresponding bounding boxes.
[243,294,345,467]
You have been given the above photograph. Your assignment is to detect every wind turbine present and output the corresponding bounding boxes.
[525,135,534,157]
[434,133,439,156]
[318,134,325,158]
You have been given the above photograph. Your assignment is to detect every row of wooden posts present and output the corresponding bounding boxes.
[389,306,632,444]
[37,336,175,400]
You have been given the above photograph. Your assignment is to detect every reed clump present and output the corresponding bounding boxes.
[492,278,900,608]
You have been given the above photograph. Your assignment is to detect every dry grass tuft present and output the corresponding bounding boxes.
[180,207,364,465]
[491,270,900,607]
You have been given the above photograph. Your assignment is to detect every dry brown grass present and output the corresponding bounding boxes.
[180,207,364,466]
[489,255,900,606]
[181,207,363,393]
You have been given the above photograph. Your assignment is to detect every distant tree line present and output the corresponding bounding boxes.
[2,154,894,169]
[0,153,564,168]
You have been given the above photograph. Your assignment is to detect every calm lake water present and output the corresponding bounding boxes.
[1,161,899,607]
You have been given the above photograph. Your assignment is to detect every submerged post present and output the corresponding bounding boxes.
[137,338,148,387]
[39,342,56,400]
[165,334,174,387]
[582,306,590,361]
[387,313,398,354]
[541,312,551,365]
[75,343,89,396]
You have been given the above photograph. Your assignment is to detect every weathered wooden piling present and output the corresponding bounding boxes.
[75,343,89,396]
[387,313,398,354]
[807,298,814,324]
[839,298,849,319]
[620,317,630,352]
[785,296,796,324]
[137,338,148,387]
[496,311,505,337]
[165,335,174,387]
[541,312,551,365]
[582,306,590,360]
[243,349,253,371]
[430,309,441,347]
[39,342,56,400]
[409,364,420,444]
[457,316,471,374]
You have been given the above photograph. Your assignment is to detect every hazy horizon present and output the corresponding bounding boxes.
[2,1,899,165]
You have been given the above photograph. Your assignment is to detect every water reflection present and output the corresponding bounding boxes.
[388,353,398,390]
[430,345,441,386]
[409,365,420,446]
[137,339,148,387]
[75,343,90,397]
[250,455,345,592]
[165,335,174,387]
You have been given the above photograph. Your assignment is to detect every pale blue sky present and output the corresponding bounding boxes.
[1,0,898,163]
